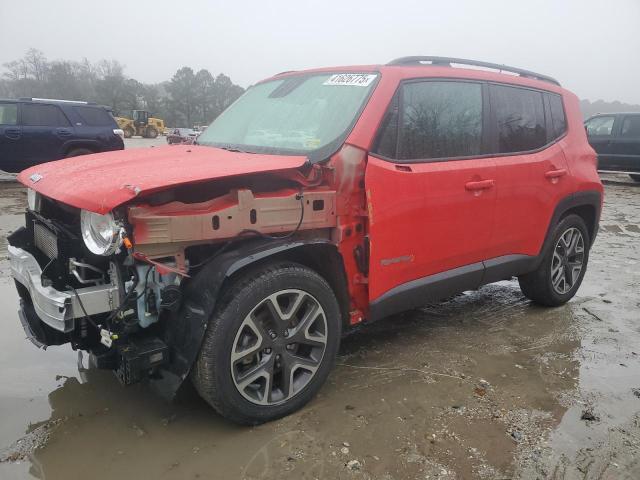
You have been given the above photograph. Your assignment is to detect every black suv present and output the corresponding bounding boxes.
[585,112,640,181]
[0,98,124,173]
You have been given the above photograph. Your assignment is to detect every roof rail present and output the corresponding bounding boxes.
[386,56,560,86]
[18,97,93,104]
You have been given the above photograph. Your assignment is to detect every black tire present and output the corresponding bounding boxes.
[192,262,341,425]
[123,127,134,139]
[65,148,93,158]
[518,214,590,307]
[629,174,640,182]
[146,126,158,139]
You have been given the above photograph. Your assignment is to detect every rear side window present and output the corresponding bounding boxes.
[74,106,115,126]
[620,116,640,138]
[21,104,70,126]
[547,94,567,140]
[375,81,482,161]
[0,104,18,125]
[491,85,547,153]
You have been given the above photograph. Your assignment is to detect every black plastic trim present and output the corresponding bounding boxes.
[541,190,602,250]
[481,254,537,285]
[369,262,484,322]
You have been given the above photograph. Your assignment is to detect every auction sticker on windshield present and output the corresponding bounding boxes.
[323,73,377,87]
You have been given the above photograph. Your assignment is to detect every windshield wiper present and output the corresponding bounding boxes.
[214,144,256,154]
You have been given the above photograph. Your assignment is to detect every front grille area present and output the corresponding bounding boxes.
[34,222,58,259]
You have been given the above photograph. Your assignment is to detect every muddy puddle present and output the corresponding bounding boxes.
[0,178,639,479]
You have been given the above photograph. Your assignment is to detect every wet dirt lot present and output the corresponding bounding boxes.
[0,174,639,480]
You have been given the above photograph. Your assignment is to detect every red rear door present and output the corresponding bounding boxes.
[485,85,570,260]
[365,80,496,303]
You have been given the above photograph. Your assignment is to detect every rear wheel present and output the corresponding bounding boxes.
[65,148,93,158]
[519,214,590,306]
[192,262,341,425]
[629,174,640,182]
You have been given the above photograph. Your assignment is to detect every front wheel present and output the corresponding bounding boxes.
[192,263,341,425]
[519,214,590,306]
[146,126,158,139]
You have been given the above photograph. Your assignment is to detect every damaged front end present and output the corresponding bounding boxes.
[9,152,359,397]
[8,198,175,386]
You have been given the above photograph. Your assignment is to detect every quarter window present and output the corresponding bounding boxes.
[21,104,70,127]
[398,81,482,160]
[491,84,547,153]
[0,104,18,125]
[74,106,114,126]
[585,116,615,137]
[547,94,567,140]
[620,116,640,138]
[373,93,399,159]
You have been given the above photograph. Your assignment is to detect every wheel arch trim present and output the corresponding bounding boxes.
[154,237,346,397]
[543,190,602,251]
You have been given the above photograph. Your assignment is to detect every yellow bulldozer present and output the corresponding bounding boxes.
[115,110,165,139]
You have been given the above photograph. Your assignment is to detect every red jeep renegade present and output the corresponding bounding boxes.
[10,57,603,424]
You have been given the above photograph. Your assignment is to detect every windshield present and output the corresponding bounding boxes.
[197,73,378,158]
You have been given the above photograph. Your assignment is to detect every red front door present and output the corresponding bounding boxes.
[365,155,496,301]
[363,79,497,303]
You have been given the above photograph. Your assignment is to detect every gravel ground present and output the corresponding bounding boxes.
[0,168,638,480]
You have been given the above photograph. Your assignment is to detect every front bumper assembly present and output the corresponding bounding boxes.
[9,245,122,333]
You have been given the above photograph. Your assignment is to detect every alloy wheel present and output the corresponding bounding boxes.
[230,289,328,405]
[551,227,585,295]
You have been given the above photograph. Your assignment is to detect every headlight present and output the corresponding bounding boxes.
[27,188,41,211]
[80,210,123,256]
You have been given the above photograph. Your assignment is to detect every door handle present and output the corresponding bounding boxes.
[545,169,567,179]
[465,179,495,191]
[4,128,21,140]
[56,128,73,137]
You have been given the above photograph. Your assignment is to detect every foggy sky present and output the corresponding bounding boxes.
[1,0,639,104]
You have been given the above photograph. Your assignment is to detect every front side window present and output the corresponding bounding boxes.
[620,116,640,138]
[197,73,378,158]
[0,104,18,125]
[491,85,547,153]
[585,116,615,137]
[21,104,70,127]
[398,81,482,160]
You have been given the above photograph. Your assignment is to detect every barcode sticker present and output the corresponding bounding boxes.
[323,74,377,87]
